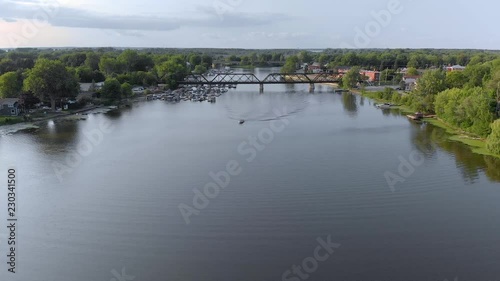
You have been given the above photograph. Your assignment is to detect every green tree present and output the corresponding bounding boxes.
[118,50,140,73]
[435,87,494,137]
[240,56,250,66]
[85,52,101,71]
[318,54,330,65]
[340,52,359,66]
[281,56,299,73]
[406,67,419,76]
[298,51,313,64]
[189,54,202,66]
[407,56,419,68]
[417,70,446,95]
[342,66,361,89]
[101,78,122,101]
[154,56,188,89]
[0,72,22,98]
[121,82,133,98]
[380,69,396,82]
[201,55,213,68]
[99,56,124,77]
[193,65,207,74]
[413,69,447,112]
[486,120,500,155]
[445,71,466,89]
[24,59,79,110]
[464,64,491,87]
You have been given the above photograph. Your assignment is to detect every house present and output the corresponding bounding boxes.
[79,82,104,92]
[361,70,380,82]
[446,65,466,72]
[132,86,145,94]
[0,98,21,116]
[402,75,420,91]
[336,66,352,75]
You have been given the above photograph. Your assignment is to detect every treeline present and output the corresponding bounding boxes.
[0,48,219,109]
[0,48,297,109]
[224,53,286,67]
[2,48,500,113]
[281,49,500,73]
[366,58,500,155]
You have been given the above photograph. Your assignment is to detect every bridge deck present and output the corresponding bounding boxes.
[179,73,341,85]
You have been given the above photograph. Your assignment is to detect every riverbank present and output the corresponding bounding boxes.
[0,97,143,129]
[0,116,23,126]
[354,88,500,159]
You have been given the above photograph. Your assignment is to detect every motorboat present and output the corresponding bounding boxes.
[376,103,394,109]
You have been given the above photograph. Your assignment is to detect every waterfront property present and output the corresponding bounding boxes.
[446,64,466,71]
[79,82,104,92]
[0,98,21,116]
[402,75,420,91]
[361,70,381,82]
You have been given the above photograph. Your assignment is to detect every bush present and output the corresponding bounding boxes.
[486,120,500,155]
[391,92,401,104]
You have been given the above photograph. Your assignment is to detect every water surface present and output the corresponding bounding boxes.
[0,68,499,281]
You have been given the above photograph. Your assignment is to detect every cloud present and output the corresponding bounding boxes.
[0,1,181,31]
[247,31,308,40]
[2,18,17,22]
[195,5,293,27]
[0,0,292,32]
[114,30,145,38]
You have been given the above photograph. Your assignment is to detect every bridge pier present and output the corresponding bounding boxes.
[259,83,264,93]
[309,83,315,93]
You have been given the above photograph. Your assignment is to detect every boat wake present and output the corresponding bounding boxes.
[0,123,40,136]
[225,94,310,123]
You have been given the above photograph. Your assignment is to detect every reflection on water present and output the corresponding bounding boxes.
[341,92,357,117]
[30,119,81,154]
[410,120,500,183]
[224,93,310,122]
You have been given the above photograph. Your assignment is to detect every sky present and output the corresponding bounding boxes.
[0,0,498,49]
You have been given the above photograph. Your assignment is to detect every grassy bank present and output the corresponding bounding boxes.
[358,89,500,159]
[425,118,500,158]
[0,117,23,126]
[359,90,415,115]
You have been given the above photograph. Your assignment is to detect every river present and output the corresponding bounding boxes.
[0,68,499,281]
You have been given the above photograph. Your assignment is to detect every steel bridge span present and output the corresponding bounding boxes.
[179,73,341,92]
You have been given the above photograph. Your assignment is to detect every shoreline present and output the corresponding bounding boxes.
[0,97,145,129]
[351,87,500,159]
[3,87,499,159]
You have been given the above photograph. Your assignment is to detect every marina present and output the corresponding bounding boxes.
[146,84,234,103]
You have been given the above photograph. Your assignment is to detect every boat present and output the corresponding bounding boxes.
[239,120,245,125]
[376,103,394,109]
[407,112,424,121]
